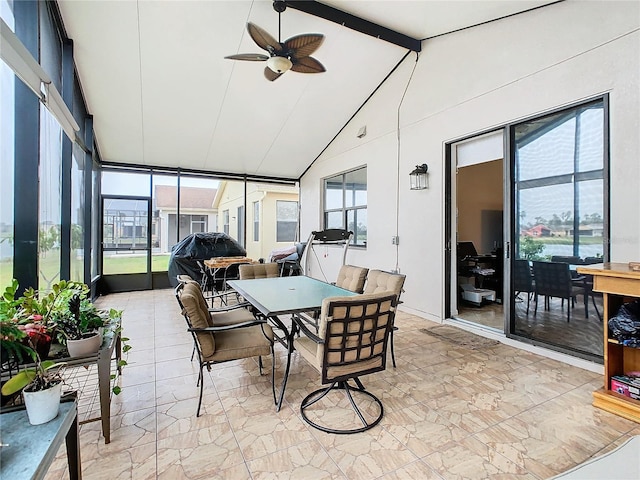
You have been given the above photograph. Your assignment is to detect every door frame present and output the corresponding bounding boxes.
[100,194,152,293]
[444,127,510,332]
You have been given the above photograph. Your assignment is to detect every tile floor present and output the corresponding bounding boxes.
[44,288,640,480]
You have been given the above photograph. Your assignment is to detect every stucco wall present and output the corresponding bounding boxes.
[299,1,640,321]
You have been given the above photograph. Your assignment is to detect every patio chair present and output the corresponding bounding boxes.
[334,265,369,293]
[175,281,275,416]
[239,262,280,279]
[293,292,397,434]
[363,270,406,368]
[532,261,585,322]
[513,259,535,315]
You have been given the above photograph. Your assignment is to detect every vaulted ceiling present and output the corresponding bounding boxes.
[57,0,556,181]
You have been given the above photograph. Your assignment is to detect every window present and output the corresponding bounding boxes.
[0,57,15,285]
[323,167,367,246]
[223,210,229,235]
[514,100,606,261]
[253,201,259,241]
[39,106,63,290]
[276,201,298,242]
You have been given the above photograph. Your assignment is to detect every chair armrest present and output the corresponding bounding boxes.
[207,301,251,313]
[293,315,324,344]
[188,318,267,333]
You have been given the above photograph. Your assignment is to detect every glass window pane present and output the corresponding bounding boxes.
[577,107,604,172]
[39,107,62,291]
[325,211,343,229]
[324,176,343,210]
[102,198,149,275]
[516,115,576,181]
[276,200,298,242]
[91,160,100,279]
[70,144,85,282]
[102,171,150,196]
[345,168,367,208]
[152,173,176,272]
[517,183,574,259]
[0,59,15,287]
[253,201,259,242]
[578,179,604,258]
[347,208,367,246]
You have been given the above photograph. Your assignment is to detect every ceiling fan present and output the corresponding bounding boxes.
[224,0,326,82]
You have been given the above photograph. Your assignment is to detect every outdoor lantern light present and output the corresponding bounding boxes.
[409,164,429,190]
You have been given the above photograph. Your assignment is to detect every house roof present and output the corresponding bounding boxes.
[155,185,217,209]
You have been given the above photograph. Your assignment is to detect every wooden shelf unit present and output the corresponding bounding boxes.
[576,262,640,423]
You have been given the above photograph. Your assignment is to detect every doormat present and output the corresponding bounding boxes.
[419,325,499,349]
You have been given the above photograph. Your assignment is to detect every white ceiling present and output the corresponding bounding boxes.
[57,0,556,181]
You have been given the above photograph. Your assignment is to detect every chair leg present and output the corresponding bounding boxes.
[300,380,384,434]
[390,326,397,368]
[196,365,205,417]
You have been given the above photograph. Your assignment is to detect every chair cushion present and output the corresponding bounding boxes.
[363,270,406,299]
[181,283,215,357]
[335,265,369,293]
[202,324,273,363]
[239,263,279,279]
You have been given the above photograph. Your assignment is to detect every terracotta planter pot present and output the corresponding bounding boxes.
[23,381,62,425]
[66,332,101,357]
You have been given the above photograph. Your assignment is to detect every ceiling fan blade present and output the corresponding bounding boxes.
[224,53,269,62]
[291,56,326,74]
[264,66,283,82]
[284,33,324,58]
[247,22,282,54]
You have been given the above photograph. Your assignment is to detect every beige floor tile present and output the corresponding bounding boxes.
[41,289,639,480]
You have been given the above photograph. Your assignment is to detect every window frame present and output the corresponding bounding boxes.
[323,166,367,247]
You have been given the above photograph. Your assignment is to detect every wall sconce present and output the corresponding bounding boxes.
[409,164,429,190]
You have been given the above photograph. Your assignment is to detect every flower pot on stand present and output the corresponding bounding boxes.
[66,332,101,357]
[22,381,63,425]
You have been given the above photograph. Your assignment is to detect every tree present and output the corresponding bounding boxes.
[520,236,545,261]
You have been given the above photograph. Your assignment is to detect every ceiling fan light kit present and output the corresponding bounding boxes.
[224,0,325,81]
[266,55,293,73]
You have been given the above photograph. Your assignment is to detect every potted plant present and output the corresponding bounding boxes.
[53,293,105,357]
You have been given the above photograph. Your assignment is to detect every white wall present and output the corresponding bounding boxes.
[300,1,640,322]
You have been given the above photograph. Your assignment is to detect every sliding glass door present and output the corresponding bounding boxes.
[509,97,608,360]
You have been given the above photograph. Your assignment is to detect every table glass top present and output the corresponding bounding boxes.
[227,276,356,316]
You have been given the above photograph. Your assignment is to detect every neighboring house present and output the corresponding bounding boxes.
[154,186,217,253]
[214,181,299,261]
[523,225,551,237]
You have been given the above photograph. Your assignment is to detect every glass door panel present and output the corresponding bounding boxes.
[102,197,150,275]
[510,99,606,359]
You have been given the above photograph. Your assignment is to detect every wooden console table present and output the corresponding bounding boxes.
[0,396,81,479]
[576,262,640,423]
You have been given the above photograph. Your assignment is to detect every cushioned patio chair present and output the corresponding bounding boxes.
[334,265,369,293]
[175,281,275,416]
[363,270,406,367]
[239,262,280,279]
[293,292,397,434]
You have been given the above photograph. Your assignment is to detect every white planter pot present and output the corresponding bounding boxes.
[67,332,101,357]
[23,381,62,425]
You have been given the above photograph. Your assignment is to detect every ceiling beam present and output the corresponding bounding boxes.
[285,1,421,52]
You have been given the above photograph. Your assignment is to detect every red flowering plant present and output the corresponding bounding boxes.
[0,280,66,396]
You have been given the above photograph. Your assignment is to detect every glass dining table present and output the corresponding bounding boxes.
[226,275,357,411]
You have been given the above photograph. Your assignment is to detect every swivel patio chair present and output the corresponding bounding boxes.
[175,281,275,416]
[297,265,368,333]
[293,292,397,434]
[363,269,406,368]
